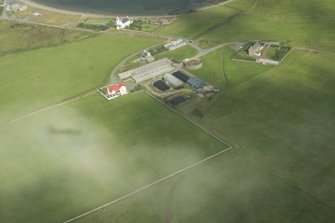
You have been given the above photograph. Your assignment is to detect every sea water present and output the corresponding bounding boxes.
[33,0,224,15]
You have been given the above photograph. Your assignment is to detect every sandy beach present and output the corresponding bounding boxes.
[22,0,115,18]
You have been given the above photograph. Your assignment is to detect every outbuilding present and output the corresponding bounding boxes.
[163,73,183,88]
[187,77,205,89]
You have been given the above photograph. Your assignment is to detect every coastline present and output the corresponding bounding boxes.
[23,0,232,18]
[22,0,115,18]
[196,0,234,11]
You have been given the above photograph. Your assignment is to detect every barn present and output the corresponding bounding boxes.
[163,73,183,88]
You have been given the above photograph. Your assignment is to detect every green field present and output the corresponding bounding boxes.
[0,21,95,56]
[76,152,334,223]
[0,22,227,223]
[0,35,160,124]
[74,48,335,223]
[156,45,198,62]
[160,0,335,50]
[0,92,227,223]
[1,0,335,222]
[159,5,241,39]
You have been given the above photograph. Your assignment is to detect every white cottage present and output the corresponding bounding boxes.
[107,83,128,98]
[116,17,133,29]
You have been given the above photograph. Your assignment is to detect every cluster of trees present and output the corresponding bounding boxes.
[269,46,291,61]
[149,45,168,56]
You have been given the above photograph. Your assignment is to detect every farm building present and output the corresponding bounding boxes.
[172,71,190,83]
[116,17,133,29]
[163,73,183,88]
[119,58,175,83]
[164,39,187,51]
[256,58,279,65]
[170,96,186,106]
[153,80,170,91]
[140,50,154,62]
[107,83,128,98]
[187,77,206,89]
[248,41,263,56]
[183,58,203,70]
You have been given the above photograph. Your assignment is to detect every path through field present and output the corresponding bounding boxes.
[9,90,97,124]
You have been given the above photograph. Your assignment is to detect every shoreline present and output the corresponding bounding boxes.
[23,0,232,18]
[22,0,114,18]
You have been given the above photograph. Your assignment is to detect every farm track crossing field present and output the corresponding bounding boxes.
[0,92,228,223]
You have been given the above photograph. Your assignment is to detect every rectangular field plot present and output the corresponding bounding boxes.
[0,92,228,223]
[0,35,160,125]
[75,151,335,223]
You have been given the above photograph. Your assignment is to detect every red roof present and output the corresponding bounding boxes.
[107,83,125,94]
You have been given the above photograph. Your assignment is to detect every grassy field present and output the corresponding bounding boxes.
[0,21,95,56]
[15,6,82,25]
[74,48,335,223]
[156,45,198,62]
[84,18,112,24]
[159,6,241,39]
[76,151,335,223]
[0,92,227,223]
[0,24,228,223]
[160,0,335,50]
[191,46,271,88]
[189,48,335,207]
[1,1,335,222]
[203,15,335,44]
[204,0,335,46]
[0,34,160,124]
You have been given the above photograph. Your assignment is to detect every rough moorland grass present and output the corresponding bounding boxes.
[0,35,160,123]
[0,21,94,56]
[75,49,335,223]
[0,92,226,223]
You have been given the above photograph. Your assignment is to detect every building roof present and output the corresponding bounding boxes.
[172,71,190,83]
[107,83,125,94]
[122,18,130,23]
[249,42,261,53]
[163,73,183,88]
[187,77,205,89]
[153,80,170,91]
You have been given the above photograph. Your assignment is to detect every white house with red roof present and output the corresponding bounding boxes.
[106,83,128,100]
